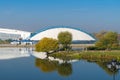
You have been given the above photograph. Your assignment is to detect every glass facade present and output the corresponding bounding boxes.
[0,32,21,40]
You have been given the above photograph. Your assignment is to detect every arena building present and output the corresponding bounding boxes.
[0,26,96,44]
[0,28,31,40]
[30,26,95,43]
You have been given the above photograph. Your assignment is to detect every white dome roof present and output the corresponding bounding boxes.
[30,26,95,41]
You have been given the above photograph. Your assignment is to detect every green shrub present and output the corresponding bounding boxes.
[95,31,119,50]
[58,31,72,51]
[87,46,97,50]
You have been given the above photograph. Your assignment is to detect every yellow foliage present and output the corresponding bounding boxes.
[35,37,58,52]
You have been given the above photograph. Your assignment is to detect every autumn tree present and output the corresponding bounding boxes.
[95,31,119,50]
[94,30,107,39]
[35,37,58,52]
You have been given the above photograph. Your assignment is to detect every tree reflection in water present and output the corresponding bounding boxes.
[35,52,120,78]
[35,58,72,77]
[58,62,72,76]
[87,59,120,80]
[35,58,58,72]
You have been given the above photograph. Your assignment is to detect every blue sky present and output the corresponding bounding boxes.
[0,0,120,33]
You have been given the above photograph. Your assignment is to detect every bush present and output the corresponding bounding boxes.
[87,46,97,50]
[87,46,106,50]
[35,37,58,52]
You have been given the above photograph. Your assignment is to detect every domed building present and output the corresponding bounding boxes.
[30,26,95,44]
[0,26,96,44]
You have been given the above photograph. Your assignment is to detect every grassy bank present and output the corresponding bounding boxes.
[80,51,120,61]
[49,51,81,60]
[49,50,120,61]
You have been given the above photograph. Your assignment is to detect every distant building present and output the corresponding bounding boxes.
[0,26,96,44]
[0,28,31,40]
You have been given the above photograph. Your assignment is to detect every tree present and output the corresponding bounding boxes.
[35,37,58,52]
[58,31,72,50]
[94,30,107,40]
[95,31,119,50]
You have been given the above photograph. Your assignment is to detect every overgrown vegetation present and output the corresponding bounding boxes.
[49,51,120,61]
[0,39,12,44]
[35,37,58,53]
[49,51,81,60]
[88,31,120,50]
[95,31,119,50]
[80,51,120,61]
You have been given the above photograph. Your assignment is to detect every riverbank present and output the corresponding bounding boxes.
[49,50,120,61]
[0,44,94,48]
[1,44,120,61]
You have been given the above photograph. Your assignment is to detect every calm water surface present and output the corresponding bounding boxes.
[0,48,119,80]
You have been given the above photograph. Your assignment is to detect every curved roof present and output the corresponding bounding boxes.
[0,28,30,34]
[0,28,31,39]
[30,26,95,41]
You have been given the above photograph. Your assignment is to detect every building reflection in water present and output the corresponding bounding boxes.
[0,48,32,60]
[0,48,74,77]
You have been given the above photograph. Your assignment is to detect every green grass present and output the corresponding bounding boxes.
[81,50,120,61]
[49,50,120,61]
[49,51,81,60]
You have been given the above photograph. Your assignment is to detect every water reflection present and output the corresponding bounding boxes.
[35,58,72,76]
[107,60,120,80]
[0,48,31,60]
[87,59,120,80]
[0,48,74,76]
[107,59,120,71]
[32,51,81,77]
[57,62,72,76]
[0,47,78,63]
[0,48,120,79]
[32,51,79,64]
[35,58,58,72]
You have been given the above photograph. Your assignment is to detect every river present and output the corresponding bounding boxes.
[0,48,119,80]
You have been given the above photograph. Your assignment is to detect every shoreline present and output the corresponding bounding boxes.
[0,44,35,48]
[0,44,94,48]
